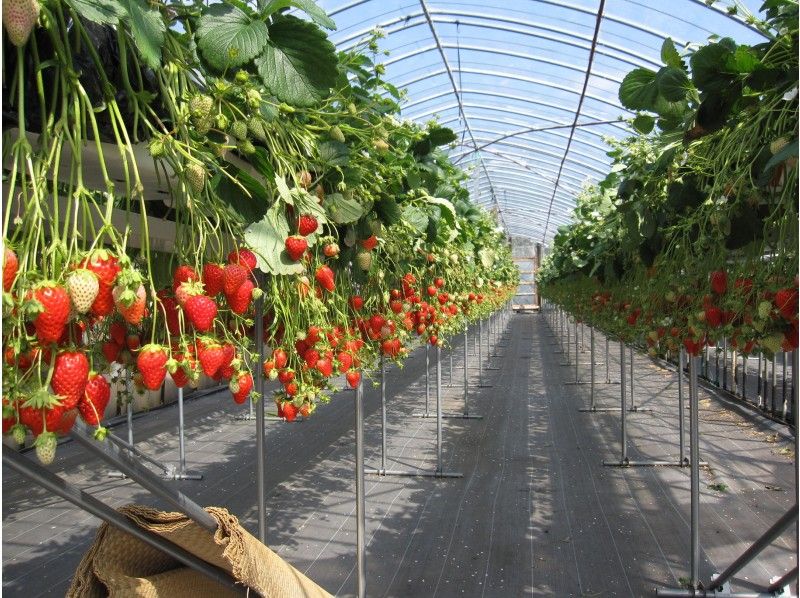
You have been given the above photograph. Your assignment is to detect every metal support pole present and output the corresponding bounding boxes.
[436,346,442,473]
[71,422,218,531]
[767,567,798,594]
[574,321,579,381]
[757,352,763,407]
[254,271,267,544]
[678,349,686,466]
[781,351,788,420]
[771,355,778,415]
[689,353,701,589]
[126,401,133,445]
[426,344,430,413]
[171,387,203,481]
[742,353,748,401]
[3,450,246,594]
[354,379,366,598]
[628,347,653,413]
[605,337,611,383]
[477,320,492,387]
[722,337,728,391]
[380,356,386,473]
[621,343,628,463]
[578,328,598,410]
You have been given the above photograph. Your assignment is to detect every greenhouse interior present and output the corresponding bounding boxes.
[1,0,798,596]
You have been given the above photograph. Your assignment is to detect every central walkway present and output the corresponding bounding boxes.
[2,313,797,596]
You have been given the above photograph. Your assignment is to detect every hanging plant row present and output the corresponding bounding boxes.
[1,2,519,464]
[539,2,797,361]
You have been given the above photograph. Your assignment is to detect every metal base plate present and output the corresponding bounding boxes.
[603,459,690,467]
[565,380,591,385]
[578,407,622,412]
[411,412,484,419]
[166,470,203,481]
[627,406,655,413]
[365,468,463,478]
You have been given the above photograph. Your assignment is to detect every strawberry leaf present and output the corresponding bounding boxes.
[244,204,305,275]
[66,0,125,25]
[261,0,336,30]
[197,4,270,72]
[255,15,338,107]
[325,193,365,224]
[119,0,166,70]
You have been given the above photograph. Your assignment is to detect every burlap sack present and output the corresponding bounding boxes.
[67,504,333,598]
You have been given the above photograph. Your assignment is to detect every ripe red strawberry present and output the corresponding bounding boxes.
[298,214,318,236]
[273,348,288,369]
[434,277,444,289]
[108,321,126,346]
[227,248,257,272]
[304,349,320,368]
[315,265,335,292]
[360,235,378,251]
[202,263,225,296]
[346,370,361,388]
[263,359,276,378]
[299,403,311,417]
[113,283,146,325]
[218,344,236,379]
[774,288,798,320]
[137,345,169,390]
[350,295,364,311]
[230,372,253,404]
[390,300,403,314]
[101,341,121,363]
[283,401,298,421]
[315,358,333,377]
[51,350,90,410]
[285,236,308,261]
[185,295,217,332]
[33,283,71,344]
[19,403,63,437]
[278,369,294,384]
[704,306,722,328]
[172,265,199,290]
[427,285,437,297]
[710,270,727,295]
[126,334,141,352]
[337,351,353,373]
[429,335,438,346]
[79,373,110,426]
[3,247,18,291]
[82,252,121,316]
[224,263,248,296]
[228,279,255,314]
[197,343,225,377]
[3,0,40,47]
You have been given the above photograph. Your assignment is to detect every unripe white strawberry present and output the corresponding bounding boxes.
[66,269,100,314]
[185,163,206,195]
[35,431,57,465]
[355,249,372,271]
[3,0,39,47]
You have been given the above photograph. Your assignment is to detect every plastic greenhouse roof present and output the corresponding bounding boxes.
[313,0,768,245]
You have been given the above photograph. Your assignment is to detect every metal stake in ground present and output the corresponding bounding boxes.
[354,378,366,598]
[689,353,700,588]
[678,348,687,466]
[169,387,202,480]
[412,344,436,418]
[578,328,598,410]
[253,270,267,544]
[603,342,629,466]
[476,319,493,387]
[628,347,653,413]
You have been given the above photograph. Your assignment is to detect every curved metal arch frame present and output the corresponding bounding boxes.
[473,181,579,217]
[468,156,588,193]
[464,153,593,193]
[384,42,624,87]
[395,66,635,116]
[402,88,629,134]
[463,148,590,193]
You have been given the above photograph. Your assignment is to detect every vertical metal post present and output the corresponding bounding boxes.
[722,338,728,391]
[565,317,571,363]
[436,346,442,473]
[794,351,799,559]
[620,343,627,463]
[126,401,134,446]
[425,343,430,414]
[689,353,700,588]
[478,320,484,384]
[574,320,579,382]
[589,328,595,410]
[771,355,778,414]
[177,387,186,473]
[732,348,738,394]
[678,348,686,465]
[742,353,747,401]
[380,356,386,473]
[757,352,763,408]
[605,337,610,383]
[782,352,788,420]
[629,347,635,409]
[715,344,720,385]
[354,379,366,598]
[449,349,453,385]
[580,321,585,352]
[463,327,469,413]
[254,272,267,544]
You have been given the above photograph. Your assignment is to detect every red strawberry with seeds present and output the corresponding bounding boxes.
[337,351,353,373]
[273,348,288,369]
[109,321,127,346]
[283,401,298,420]
[710,270,727,295]
[197,343,225,377]
[224,263,248,296]
[360,235,378,251]
[298,214,318,236]
[350,296,364,311]
[278,369,294,384]
[185,295,217,332]
[113,283,146,325]
[218,344,236,379]
[79,373,110,426]
[285,236,308,261]
[315,358,333,378]
[315,265,335,292]
[32,283,71,344]
[101,341,121,364]
[19,404,64,437]
[51,350,90,410]
[346,370,361,388]
[231,372,253,404]
[202,263,225,296]
[228,279,255,314]
[172,265,199,290]
[3,247,18,291]
[227,248,257,272]
[137,345,169,390]
[774,288,798,320]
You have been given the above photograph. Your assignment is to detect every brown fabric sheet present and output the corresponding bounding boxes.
[67,504,333,598]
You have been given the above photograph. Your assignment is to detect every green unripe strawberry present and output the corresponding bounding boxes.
[189,94,214,119]
[247,117,267,142]
[245,89,262,108]
[238,139,256,155]
[757,300,772,320]
[215,113,230,130]
[329,125,345,143]
[195,116,213,135]
[148,137,166,158]
[35,431,57,465]
[11,424,26,446]
[185,164,206,195]
[235,70,250,84]
[231,120,248,141]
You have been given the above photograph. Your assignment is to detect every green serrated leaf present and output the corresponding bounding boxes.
[425,195,457,228]
[402,205,429,233]
[657,66,691,102]
[66,0,125,24]
[427,126,457,146]
[375,195,402,226]
[619,68,659,111]
[197,4,269,72]
[325,193,365,224]
[120,0,165,70]
[275,175,293,204]
[631,114,655,134]
[292,188,327,224]
[261,0,336,30]
[661,38,683,68]
[317,140,349,166]
[244,204,304,275]
[256,15,338,107]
